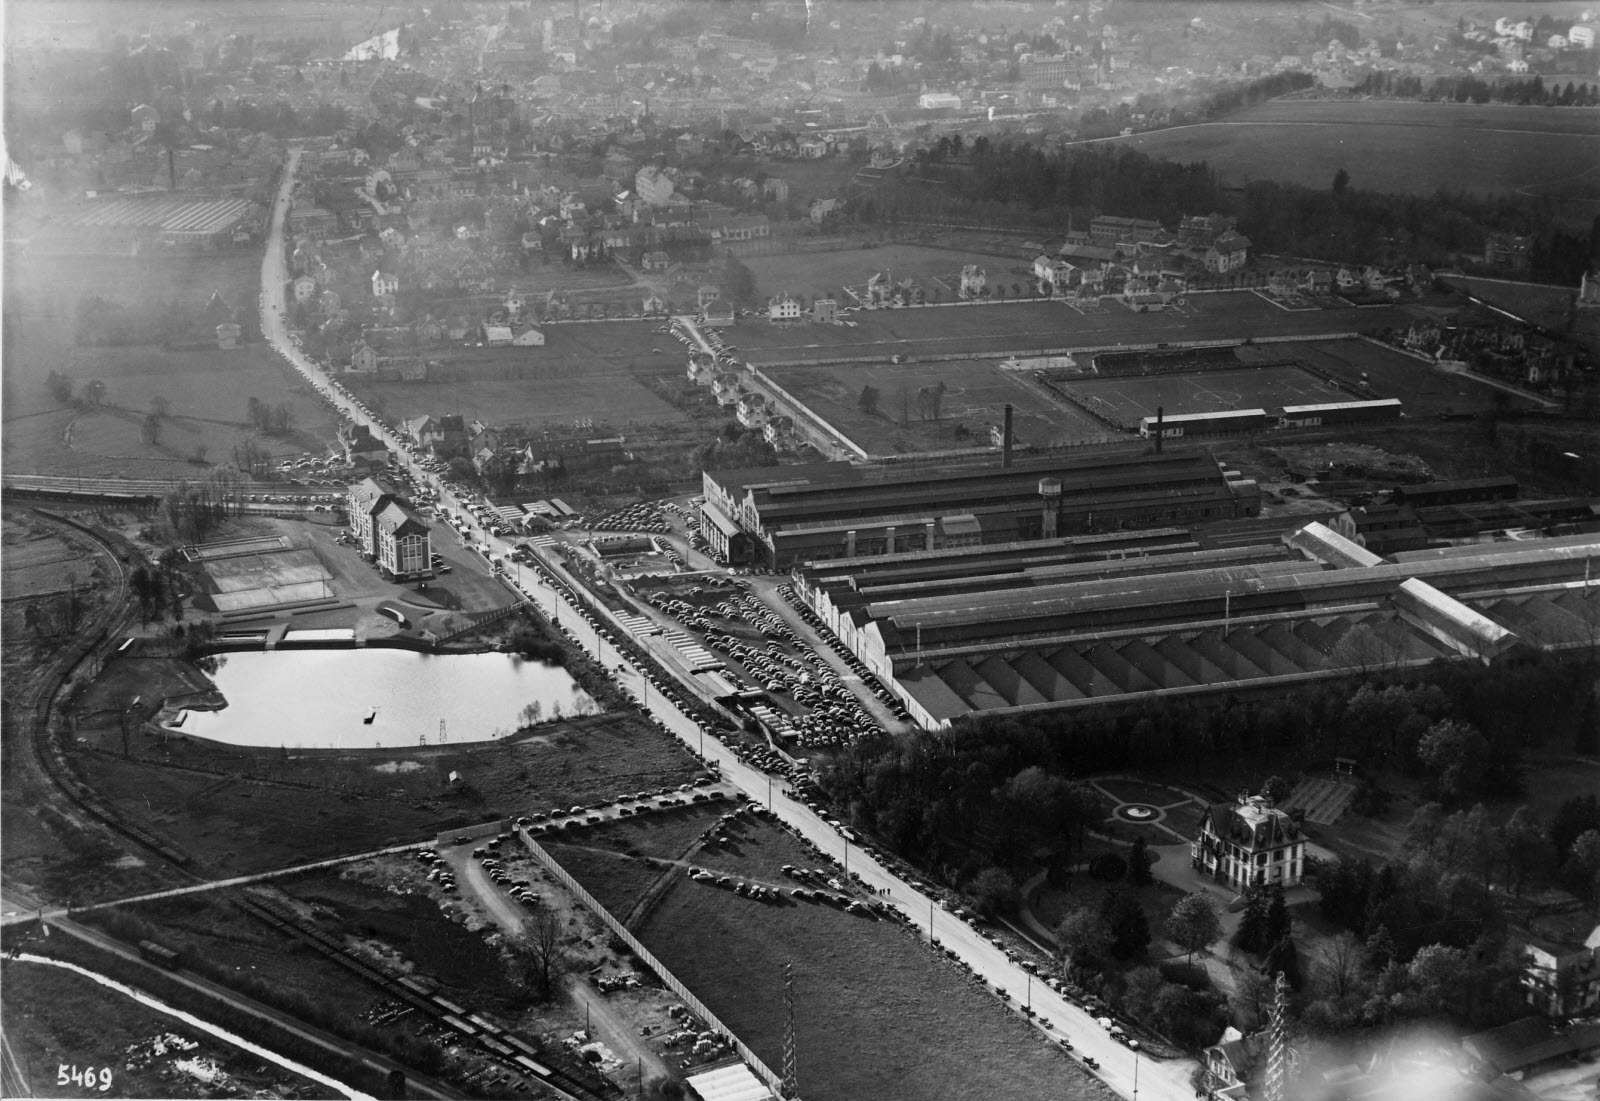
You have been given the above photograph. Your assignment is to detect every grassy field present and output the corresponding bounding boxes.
[540,803,729,918]
[0,959,339,1100]
[1063,364,1342,427]
[3,338,339,480]
[1438,275,1579,332]
[1235,338,1540,417]
[66,706,701,878]
[731,292,1431,366]
[614,817,1115,1101]
[1,245,347,478]
[344,319,696,434]
[767,356,1115,453]
[743,243,1038,303]
[1096,101,1600,208]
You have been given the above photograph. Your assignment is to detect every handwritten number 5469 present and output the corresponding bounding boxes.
[57,1065,113,1092]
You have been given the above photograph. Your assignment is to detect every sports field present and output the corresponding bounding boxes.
[731,292,1427,366]
[765,358,1121,455]
[1062,364,1343,427]
[1235,338,1542,416]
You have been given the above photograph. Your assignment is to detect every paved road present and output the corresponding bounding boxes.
[259,149,1194,1101]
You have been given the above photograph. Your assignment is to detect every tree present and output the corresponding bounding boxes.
[1264,883,1291,948]
[1417,719,1490,805]
[1406,943,1471,1016]
[1567,829,1600,902]
[968,866,1019,919]
[1262,775,1292,806]
[1363,924,1397,975]
[1332,168,1350,196]
[1236,886,1269,954]
[1315,933,1363,998]
[1054,905,1110,975]
[1164,892,1222,966]
[47,371,74,404]
[1129,836,1153,885]
[142,413,164,446]
[516,910,568,1000]
[82,379,107,406]
[858,385,881,416]
[1099,889,1151,960]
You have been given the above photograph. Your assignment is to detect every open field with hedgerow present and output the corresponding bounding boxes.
[548,809,1116,1101]
[1093,101,1600,205]
[2,245,343,478]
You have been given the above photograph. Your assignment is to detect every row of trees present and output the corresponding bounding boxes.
[245,396,296,435]
[1354,69,1600,107]
[860,126,1596,284]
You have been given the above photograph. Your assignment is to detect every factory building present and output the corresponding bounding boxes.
[790,521,1600,729]
[700,449,1261,569]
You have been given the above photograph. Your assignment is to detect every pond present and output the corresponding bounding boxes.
[175,649,597,750]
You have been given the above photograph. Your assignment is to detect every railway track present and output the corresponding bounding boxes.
[235,894,618,1101]
[12,509,200,874]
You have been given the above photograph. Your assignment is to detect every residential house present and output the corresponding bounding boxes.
[1204,231,1250,274]
[642,250,672,272]
[811,298,838,324]
[483,324,513,346]
[131,104,159,132]
[1199,1032,1259,1100]
[403,415,442,450]
[1485,233,1532,270]
[711,213,770,242]
[642,291,666,315]
[340,425,389,471]
[349,343,380,374]
[764,414,796,447]
[372,270,400,297]
[810,197,840,224]
[703,300,736,327]
[1032,254,1074,295]
[215,323,241,350]
[736,392,770,429]
[292,275,319,303]
[1521,924,1600,1017]
[697,285,722,310]
[511,326,545,346]
[768,294,802,321]
[959,264,987,299]
[1570,25,1596,48]
[763,177,789,203]
[1191,794,1306,891]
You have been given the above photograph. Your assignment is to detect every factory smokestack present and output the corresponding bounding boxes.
[1154,405,1164,455]
[1002,403,1014,469]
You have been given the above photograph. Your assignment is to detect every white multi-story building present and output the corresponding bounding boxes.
[1192,795,1305,891]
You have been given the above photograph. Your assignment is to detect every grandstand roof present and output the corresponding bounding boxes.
[1281,398,1402,415]
[1140,409,1267,425]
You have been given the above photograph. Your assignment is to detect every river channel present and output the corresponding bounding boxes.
[175,649,595,750]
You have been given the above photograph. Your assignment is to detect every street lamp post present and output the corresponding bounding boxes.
[1132,1046,1140,1101]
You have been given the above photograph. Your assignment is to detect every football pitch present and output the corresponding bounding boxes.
[1061,364,1344,427]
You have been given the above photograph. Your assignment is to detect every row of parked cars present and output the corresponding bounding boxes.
[779,583,913,725]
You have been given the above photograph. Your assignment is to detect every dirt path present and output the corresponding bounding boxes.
[450,848,672,1088]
